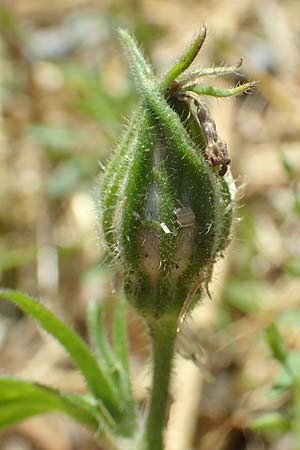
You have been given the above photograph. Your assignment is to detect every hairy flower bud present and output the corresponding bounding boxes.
[99,29,249,322]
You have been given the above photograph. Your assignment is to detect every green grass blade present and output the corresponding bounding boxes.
[0,377,100,431]
[0,290,120,418]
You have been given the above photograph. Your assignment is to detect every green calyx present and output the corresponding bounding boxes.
[99,28,248,322]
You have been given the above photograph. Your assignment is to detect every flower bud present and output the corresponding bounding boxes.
[99,29,241,322]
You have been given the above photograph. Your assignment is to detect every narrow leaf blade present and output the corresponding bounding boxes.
[88,300,135,421]
[178,59,243,85]
[87,301,118,374]
[184,81,255,97]
[112,299,136,433]
[162,26,207,90]
[118,28,154,91]
[0,290,120,417]
[250,412,289,434]
[112,298,130,375]
[0,377,100,431]
[265,323,288,364]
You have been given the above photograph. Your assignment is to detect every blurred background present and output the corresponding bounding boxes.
[0,0,300,449]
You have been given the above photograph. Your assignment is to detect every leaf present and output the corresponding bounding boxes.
[87,301,119,377]
[162,26,207,90]
[183,81,254,97]
[87,301,131,395]
[272,352,300,393]
[112,299,136,433]
[250,412,289,434]
[178,59,243,85]
[87,300,136,435]
[0,377,100,431]
[265,323,288,365]
[0,290,120,419]
[112,298,130,376]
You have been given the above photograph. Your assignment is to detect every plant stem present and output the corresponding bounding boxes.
[144,318,178,450]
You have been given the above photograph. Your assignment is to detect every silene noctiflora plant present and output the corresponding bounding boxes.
[0,27,254,450]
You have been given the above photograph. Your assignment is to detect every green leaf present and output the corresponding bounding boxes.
[183,81,254,97]
[87,300,132,397]
[265,323,288,365]
[162,26,207,90]
[0,290,120,419]
[87,300,136,435]
[112,298,130,376]
[271,352,300,394]
[280,151,295,178]
[118,29,156,95]
[112,299,136,434]
[250,412,289,434]
[0,377,100,431]
[87,301,119,377]
[178,59,243,85]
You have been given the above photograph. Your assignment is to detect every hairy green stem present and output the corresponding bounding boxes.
[144,319,178,450]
